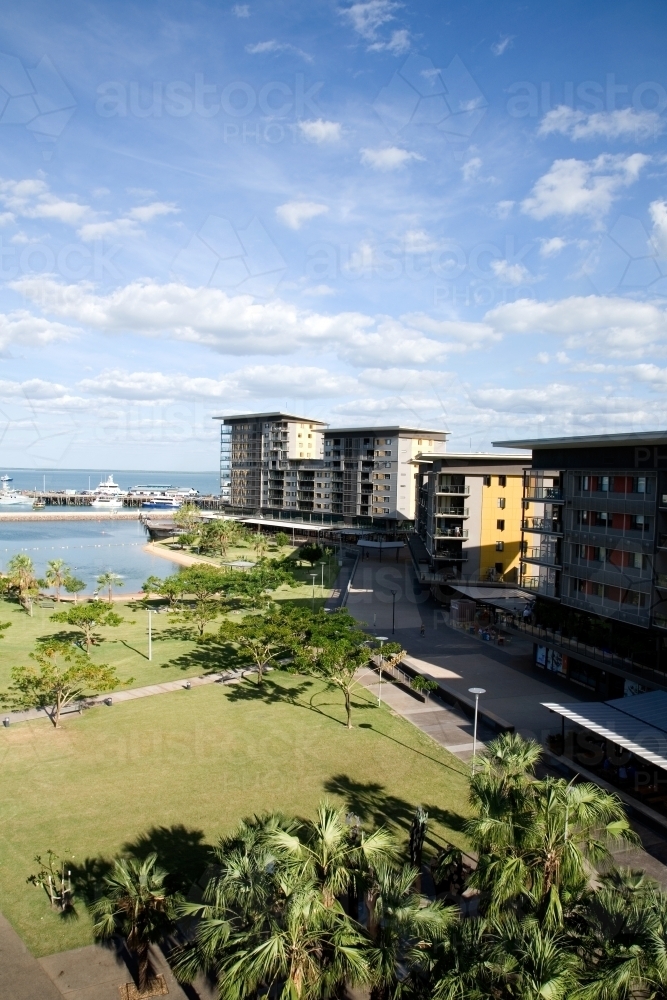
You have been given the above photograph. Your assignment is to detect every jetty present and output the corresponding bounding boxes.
[13,491,227,510]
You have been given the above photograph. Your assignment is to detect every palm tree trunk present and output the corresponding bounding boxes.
[136,940,155,993]
[345,688,352,729]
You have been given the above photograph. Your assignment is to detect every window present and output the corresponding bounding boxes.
[385,438,392,444]
[496,541,504,551]
[497,519,505,530]
[483,475,491,487]
[497,497,506,509]
[495,562,504,574]
[498,475,506,487]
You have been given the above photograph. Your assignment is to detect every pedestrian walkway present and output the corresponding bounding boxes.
[0,913,63,1000]
[357,665,493,762]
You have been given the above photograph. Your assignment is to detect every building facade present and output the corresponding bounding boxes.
[414,453,527,583]
[214,414,445,525]
[495,431,667,696]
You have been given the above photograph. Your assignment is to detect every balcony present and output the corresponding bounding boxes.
[657,575,667,590]
[523,547,560,567]
[523,517,562,534]
[436,485,470,495]
[525,487,563,502]
[436,507,469,517]
[522,577,558,598]
[435,550,469,561]
[435,528,468,538]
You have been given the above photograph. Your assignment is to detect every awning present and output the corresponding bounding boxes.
[451,585,531,602]
[542,693,667,770]
[357,540,405,549]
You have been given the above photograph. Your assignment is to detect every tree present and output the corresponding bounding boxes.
[199,519,240,558]
[173,598,221,639]
[96,571,124,603]
[141,575,162,599]
[3,642,122,727]
[177,565,228,601]
[50,601,123,652]
[44,559,69,602]
[91,854,179,994]
[253,533,268,561]
[64,574,86,603]
[173,502,201,533]
[297,637,370,729]
[275,531,290,551]
[6,553,39,610]
[300,543,323,567]
[218,612,291,684]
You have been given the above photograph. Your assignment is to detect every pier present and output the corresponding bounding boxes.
[7,492,227,510]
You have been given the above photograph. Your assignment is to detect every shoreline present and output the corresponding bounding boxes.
[143,541,222,568]
[0,510,140,522]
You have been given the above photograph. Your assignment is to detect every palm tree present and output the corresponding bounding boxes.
[367,863,453,1000]
[91,854,179,993]
[45,559,69,602]
[96,571,124,603]
[6,553,38,611]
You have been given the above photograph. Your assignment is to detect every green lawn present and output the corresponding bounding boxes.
[0,673,471,957]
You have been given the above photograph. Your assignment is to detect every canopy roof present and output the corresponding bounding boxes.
[542,691,667,771]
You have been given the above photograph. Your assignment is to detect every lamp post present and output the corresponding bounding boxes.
[468,687,486,775]
[310,572,317,611]
[390,589,397,634]
[148,609,152,661]
[376,636,388,706]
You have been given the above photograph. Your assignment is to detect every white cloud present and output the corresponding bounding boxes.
[0,178,89,225]
[298,120,342,143]
[232,3,250,15]
[490,259,536,285]
[462,157,482,182]
[0,310,77,354]
[13,277,481,367]
[0,378,69,399]
[539,236,569,257]
[368,28,410,54]
[487,294,667,357]
[650,199,667,255]
[538,106,664,141]
[276,201,329,229]
[127,202,179,222]
[340,0,399,39]
[302,284,336,297]
[245,39,313,61]
[521,154,649,220]
[494,200,514,220]
[491,35,513,56]
[78,218,142,241]
[360,146,424,170]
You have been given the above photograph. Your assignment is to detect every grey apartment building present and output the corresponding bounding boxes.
[496,430,667,696]
[214,413,445,525]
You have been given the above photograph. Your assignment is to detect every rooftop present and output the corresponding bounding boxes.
[213,412,329,425]
[324,426,448,437]
[494,430,667,450]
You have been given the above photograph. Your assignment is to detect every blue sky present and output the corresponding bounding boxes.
[0,0,666,469]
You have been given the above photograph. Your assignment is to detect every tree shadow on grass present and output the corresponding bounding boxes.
[164,636,246,674]
[70,854,114,907]
[35,629,86,647]
[224,673,313,708]
[324,774,468,855]
[123,824,214,894]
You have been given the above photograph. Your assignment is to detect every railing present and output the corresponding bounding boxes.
[435,528,469,538]
[524,547,559,565]
[436,550,469,561]
[521,577,558,597]
[523,517,562,533]
[510,620,667,686]
[436,507,469,517]
[436,485,470,495]
[525,487,563,501]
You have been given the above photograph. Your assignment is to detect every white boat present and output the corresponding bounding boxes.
[93,474,127,499]
[0,474,13,483]
[141,496,183,510]
[129,484,198,498]
[91,495,124,510]
[0,490,33,506]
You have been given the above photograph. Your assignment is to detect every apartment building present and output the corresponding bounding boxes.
[495,430,667,695]
[323,426,447,520]
[214,412,327,510]
[214,414,446,525]
[414,453,527,582]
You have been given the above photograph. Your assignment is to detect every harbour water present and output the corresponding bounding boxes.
[0,467,219,593]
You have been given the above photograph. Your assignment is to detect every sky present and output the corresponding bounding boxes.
[0,0,667,470]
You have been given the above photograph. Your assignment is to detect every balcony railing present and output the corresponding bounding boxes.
[521,578,558,597]
[523,517,562,534]
[436,507,469,517]
[436,485,470,495]
[524,487,563,501]
[524,547,559,565]
[435,528,469,538]
[435,550,469,561]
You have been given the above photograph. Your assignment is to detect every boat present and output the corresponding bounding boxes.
[129,484,199,498]
[0,475,13,483]
[0,489,33,506]
[91,495,124,510]
[141,496,183,510]
[32,499,46,509]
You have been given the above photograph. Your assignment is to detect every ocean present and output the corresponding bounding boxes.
[0,468,219,594]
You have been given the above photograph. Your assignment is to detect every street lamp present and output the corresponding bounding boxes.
[310,572,317,611]
[390,589,397,634]
[468,687,486,775]
[376,636,388,706]
[148,609,152,661]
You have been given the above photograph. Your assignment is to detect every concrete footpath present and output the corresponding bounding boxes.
[0,914,63,1000]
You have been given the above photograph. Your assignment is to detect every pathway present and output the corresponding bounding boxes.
[0,914,63,1000]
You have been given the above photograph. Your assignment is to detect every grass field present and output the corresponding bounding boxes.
[0,672,472,956]
[0,548,340,693]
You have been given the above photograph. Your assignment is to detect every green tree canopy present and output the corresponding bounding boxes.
[96,571,124,603]
[50,601,123,652]
[44,559,69,602]
[299,543,323,566]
